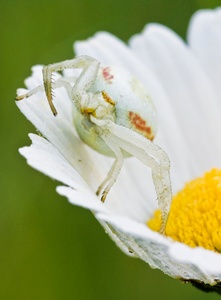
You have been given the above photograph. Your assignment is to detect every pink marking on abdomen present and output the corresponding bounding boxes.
[102,67,114,84]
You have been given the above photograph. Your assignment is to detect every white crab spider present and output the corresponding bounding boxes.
[16,55,172,232]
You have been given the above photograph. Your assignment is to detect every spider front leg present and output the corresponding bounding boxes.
[16,55,100,116]
[16,85,46,100]
[42,55,100,115]
[16,77,74,102]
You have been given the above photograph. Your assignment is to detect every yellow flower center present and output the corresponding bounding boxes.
[147,168,221,252]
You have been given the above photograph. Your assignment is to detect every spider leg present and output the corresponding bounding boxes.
[16,85,45,100]
[42,55,99,115]
[103,122,172,233]
[97,134,124,202]
[16,56,100,116]
[16,77,74,107]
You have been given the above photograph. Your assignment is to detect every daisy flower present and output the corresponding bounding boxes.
[16,7,221,292]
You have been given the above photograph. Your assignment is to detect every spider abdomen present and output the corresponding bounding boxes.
[74,65,157,157]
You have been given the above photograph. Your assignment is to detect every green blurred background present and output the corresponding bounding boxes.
[1,0,221,299]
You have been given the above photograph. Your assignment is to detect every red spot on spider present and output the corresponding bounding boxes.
[102,67,114,84]
[129,111,154,140]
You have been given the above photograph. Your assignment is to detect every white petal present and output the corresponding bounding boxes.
[169,243,221,276]
[130,24,221,179]
[57,185,106,212]
[74,32,194,193]
[20,134,108,213]
[75,32,167,93]
[19,133,88,190]
[188,8,221,100]
[24,65,46,88]
[97,213,221,284]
